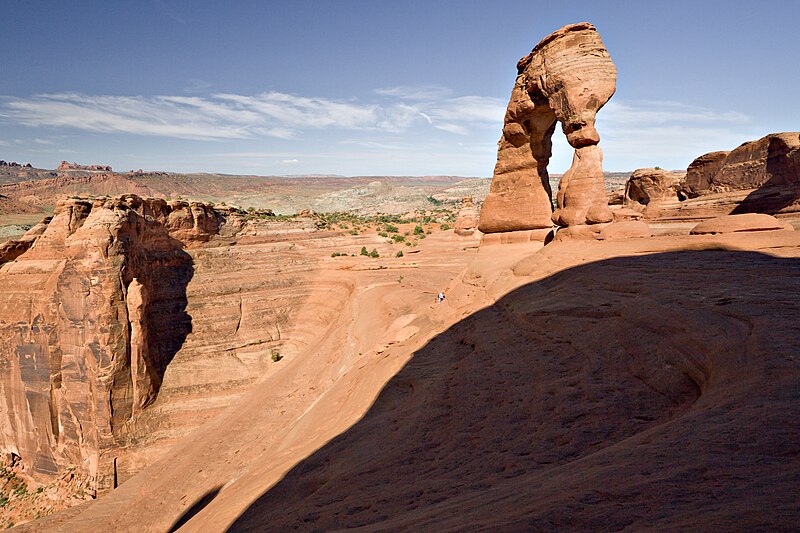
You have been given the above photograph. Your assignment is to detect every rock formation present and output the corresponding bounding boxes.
[0,195,222,491]
[623,133,800,221]
[479,22,616,233]
[57,161,112,172]
[0,217,50,265]
[453,197,480,236]
[681,133,800,198]
[681,151,730,198]
[689,213,794,235]
[624,168,684,207]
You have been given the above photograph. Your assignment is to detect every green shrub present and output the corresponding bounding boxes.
[392,234,405,243]
[396,251,404,258]
[441,223,451,231]
[271,349,283,362]
[378,231,388,237]
[360,246,369,256]
[384,224,399,233]
[369,248,379,258]
[413,225,424,235]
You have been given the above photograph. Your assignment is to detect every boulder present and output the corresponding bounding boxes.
[624,168,684,207]
[479,22,616,233]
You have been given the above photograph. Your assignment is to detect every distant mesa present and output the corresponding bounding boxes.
[0,160,32,168]
[479,22,616,234]
[57,160,113,172]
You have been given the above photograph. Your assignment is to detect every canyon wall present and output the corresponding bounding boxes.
[0,195,222,491]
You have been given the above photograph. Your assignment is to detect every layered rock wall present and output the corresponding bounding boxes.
[682,133,800,198]
[0,196,222,491]
[479,22,616,233]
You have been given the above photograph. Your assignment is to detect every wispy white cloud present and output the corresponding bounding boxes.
[375,85,453,101]
[434,123,469,135]
[602,101,749,127]
[0,88,504,141]
[281,159,299,164]
[595,100,755,170]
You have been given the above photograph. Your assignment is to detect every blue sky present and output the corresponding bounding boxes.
[0,1,797,176]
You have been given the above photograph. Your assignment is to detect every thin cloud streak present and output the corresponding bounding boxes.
[0,87,755,174]
[0,91,504,141]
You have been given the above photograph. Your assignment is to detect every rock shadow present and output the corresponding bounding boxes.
[139,236,195,404]
[113,230,197,425]
[168,485,221,532]
[229,250,800,531]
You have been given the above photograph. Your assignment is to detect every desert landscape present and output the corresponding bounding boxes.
[0,4,798,532]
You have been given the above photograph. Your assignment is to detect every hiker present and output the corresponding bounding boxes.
[437,292,445,304]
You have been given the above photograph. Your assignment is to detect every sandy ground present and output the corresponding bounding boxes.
[19,224,800,531]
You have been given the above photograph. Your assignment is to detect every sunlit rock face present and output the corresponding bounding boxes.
[0,195,221,491]
[479,22,616,233]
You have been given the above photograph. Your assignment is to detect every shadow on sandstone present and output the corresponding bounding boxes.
[137,236,195,405]
[229,249,800,531]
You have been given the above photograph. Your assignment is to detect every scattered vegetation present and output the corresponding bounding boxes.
[271,349,283,362]
[396,251,404,258]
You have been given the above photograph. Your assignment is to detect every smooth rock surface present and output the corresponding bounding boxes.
[690,213,794,234]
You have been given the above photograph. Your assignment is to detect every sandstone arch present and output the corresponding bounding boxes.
[478,22,616,233]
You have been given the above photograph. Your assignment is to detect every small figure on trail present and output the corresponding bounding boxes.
[437,292,445,304]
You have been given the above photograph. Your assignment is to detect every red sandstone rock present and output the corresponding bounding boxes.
[624,168,684,207]
[689,213,794,235]
[57,161,112,172]
[681,151,730,198]
[681,133,800,198]
[479,22,616,233]
[0,195,222,492]
[453,197,480,236]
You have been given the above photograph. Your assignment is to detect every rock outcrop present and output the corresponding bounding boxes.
[624,168,684,207]
[479,22,616,233]
[453,197,480,236]
[57,161,112,172]
[681,151,730,198]
[689,213,794,235]
[0,195,222,491]
[0,217,51,265]
[681,133,800,198]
